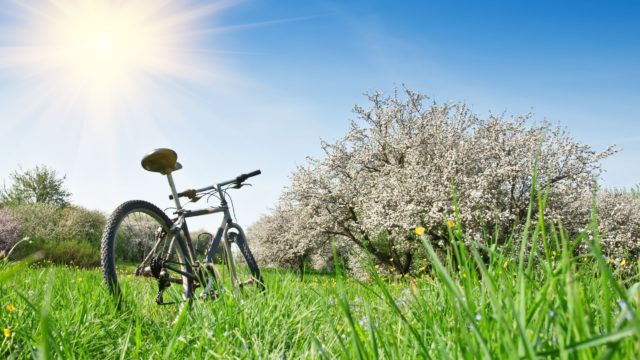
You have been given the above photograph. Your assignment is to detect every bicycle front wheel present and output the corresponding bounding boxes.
[225,230,265,292]
[100,200,194,305]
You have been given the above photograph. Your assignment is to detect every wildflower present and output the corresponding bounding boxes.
[399,288,412,306]
[502,260,509,269]
[2,328,10,338]
[548,310,555,318]
[359,316,369,328]
[401,288,411,298]
[5,304,16,312]
[408,277,419,292]
[415,226,425,236]
[620,259,627,267]
[447,219,455,228]
[552,251,557,258]
[475,313,482,322]
[618,300,627,311]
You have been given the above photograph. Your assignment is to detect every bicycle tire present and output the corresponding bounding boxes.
[100,200,194,302]
[233,232,265,291]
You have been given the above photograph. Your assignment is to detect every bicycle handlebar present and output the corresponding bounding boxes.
[236,169,262,183]
[169,170,261,200]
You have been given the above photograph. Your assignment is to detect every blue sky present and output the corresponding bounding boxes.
[0,0,638,228]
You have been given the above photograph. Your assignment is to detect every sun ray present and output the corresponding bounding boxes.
[0,0,235,127]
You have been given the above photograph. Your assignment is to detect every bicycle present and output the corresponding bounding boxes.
[100,148,264,307]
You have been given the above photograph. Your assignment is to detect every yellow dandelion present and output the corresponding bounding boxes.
[5,304,16,312]
[620,259,627,267]
[447,219,455,228]
[415,226,425,236]
[3,328,10,338]
[502,260,509,269]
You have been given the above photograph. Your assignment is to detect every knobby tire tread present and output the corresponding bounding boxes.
[100,200,178,299]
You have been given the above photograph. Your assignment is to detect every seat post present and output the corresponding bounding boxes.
[166,173,182,210]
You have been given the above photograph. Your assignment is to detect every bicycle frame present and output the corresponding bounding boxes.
[162,172,250,294]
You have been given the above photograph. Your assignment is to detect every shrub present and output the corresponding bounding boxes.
[42,239,100,268]
[0,208,22,255]
[587,190,640,258]
[57,206,105,246]
[9,204,104,242]
[8,203,61,242]
[6,204,105,266]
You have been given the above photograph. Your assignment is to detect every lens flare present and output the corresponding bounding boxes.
[0,0,233,122]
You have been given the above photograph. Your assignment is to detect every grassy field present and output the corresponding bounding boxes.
[1,220,640,359]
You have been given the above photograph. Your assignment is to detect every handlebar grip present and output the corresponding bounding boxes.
[247,169,262,178]
[236,169,261,183]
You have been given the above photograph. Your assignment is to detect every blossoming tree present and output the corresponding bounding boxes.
[250,89,634,275]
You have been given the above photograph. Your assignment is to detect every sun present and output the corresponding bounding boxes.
[43,5,151,95]
[0,0,232,117]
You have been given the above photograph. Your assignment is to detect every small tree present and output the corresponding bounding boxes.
[248,204,328,275]
[1,166,71,207]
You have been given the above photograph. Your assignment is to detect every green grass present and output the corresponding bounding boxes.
[1,214,640,358]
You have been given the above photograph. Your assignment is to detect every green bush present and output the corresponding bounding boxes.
[42,239,100,268]
[57,206,105,246]
[8,203,62,241]
[9,204,105,242]
[6,204,105,266]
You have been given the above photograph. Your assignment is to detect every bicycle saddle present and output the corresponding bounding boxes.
[141,148,182,175]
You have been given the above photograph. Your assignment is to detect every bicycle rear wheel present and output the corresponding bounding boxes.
[100,200,194,305]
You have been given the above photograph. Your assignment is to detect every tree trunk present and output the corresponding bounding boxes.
[392,252,413,275]
[298,256,305,280]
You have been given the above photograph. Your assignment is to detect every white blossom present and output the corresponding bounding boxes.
[248,89,634,275]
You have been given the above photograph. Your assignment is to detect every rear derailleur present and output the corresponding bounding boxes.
[150,256,174,305]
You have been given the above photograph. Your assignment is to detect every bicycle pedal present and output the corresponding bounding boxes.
[239,279,254,289]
